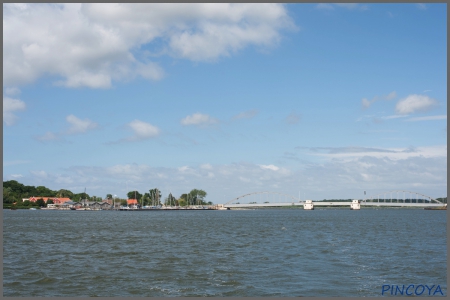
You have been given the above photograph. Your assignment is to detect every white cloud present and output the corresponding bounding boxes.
[181,113,218,126]
[3,97,26,126]
[317,3,368,11]
[10,174,24,179]
[17,153,446,203]
[335,4,360,10]
[395,94,438,115]
[36,132,59,142]
[297,145,447,161]
[285,112,301,124]
[13,145,447,203]
[406,115,447,122]
[232,109,258,120]
[340,4,369,11]
[107,164,151,177]
[200,163,213,170]
[35,115,98,142]
[66,114,98,134]
[128,120,160,139]
[316,3,334,10]
[178,166,190,172]
[4,87,21,95]
[54,174,75,185]
[382,115,409,120]
[3,3,294,89]
[416,3,427,10]
[361,91,396,109]
[30,170,48,178]
[386,91,397,100]
[361,98,371,109]
[259,164,279,171]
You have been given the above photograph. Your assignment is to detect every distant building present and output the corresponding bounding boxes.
[102,199,114,205]
[127,199,138,206]
[24,197,71,204]
[70,201,113,210]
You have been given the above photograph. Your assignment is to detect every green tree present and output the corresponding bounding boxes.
[3,187,14,203]
[164,193,177,206]
[36,198,46,207]
[56,189,74,198]
[91,196,102,202]
[141,193,150,206]
[127,190,142,200]
[72,192,90,202]
[4,180,24,194]
[188,189,207,205]
[106,194,113,200]
[36,185,56,196]
[149,188,162,206]
[47,199,54,205]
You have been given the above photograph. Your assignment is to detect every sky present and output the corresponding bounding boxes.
[3,3,447,203]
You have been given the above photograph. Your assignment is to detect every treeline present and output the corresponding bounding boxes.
[122,188,211,207]
[3,180,212,208]
[3,180,103,205]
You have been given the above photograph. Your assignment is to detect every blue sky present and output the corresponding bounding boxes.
[3,3,447,202]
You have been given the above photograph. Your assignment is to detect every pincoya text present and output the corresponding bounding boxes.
[382,284,444,296]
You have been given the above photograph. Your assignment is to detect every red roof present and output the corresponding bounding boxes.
[127,199,138,205]
[28,197,71,204]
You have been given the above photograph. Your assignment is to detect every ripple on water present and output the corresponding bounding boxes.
[2,209,447,297]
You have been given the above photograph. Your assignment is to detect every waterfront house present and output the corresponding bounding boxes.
[127,199,138,206]
[102,199,114,205]
[60,200,78,209]
[72,202,83,209]
[25,197,72,204]
[90,202,113,210]
[99,202,113,210]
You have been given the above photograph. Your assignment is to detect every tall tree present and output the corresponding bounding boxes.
[127,190,142,200]
[36,185,57,196]
[149,188,162,206]
[188,189,207,205]
[164,193,177,206]
[36,198,46,207]
[56,189,74,198]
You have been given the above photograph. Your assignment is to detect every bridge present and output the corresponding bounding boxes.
[223,190,446,210]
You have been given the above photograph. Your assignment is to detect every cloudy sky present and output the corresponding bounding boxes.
[3,3,447,202]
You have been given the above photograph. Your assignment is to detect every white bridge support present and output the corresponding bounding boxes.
[351,200,361,210]
[304,200,314,210]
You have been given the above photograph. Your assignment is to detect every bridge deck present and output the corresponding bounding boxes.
[225,202,445,208]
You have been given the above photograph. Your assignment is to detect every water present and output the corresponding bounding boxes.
[3,208,447,297]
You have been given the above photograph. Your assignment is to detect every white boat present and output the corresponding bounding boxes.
[41,204,58,210]
[29,207,37,210]
[76,207,91,210]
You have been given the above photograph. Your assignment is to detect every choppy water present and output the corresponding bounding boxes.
[3,208,447,297]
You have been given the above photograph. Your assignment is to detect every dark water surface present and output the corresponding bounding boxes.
[3,208,447,297]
